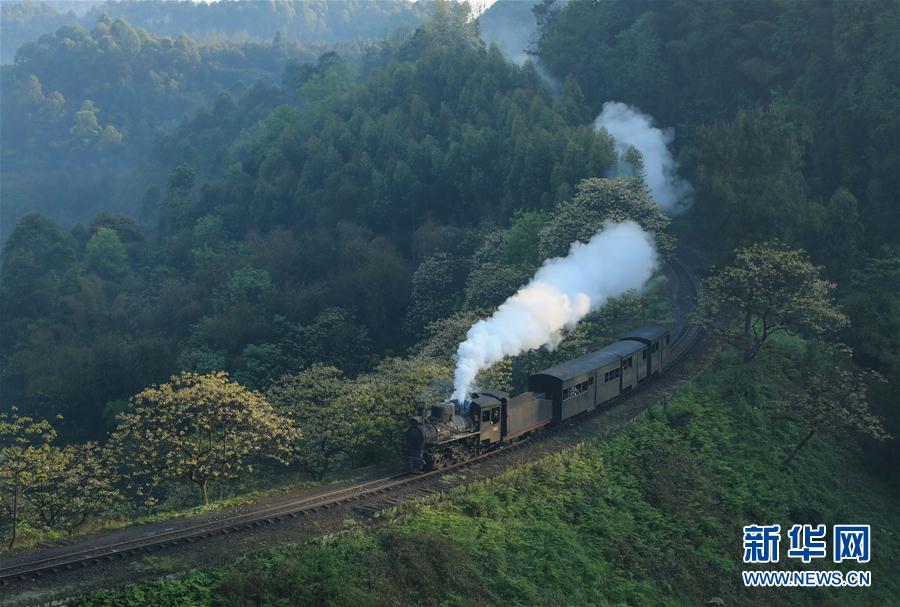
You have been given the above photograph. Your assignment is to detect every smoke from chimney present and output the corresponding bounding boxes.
[452,221,658,403]
[594,102,693,214]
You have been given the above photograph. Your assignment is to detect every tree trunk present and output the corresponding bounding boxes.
[200,479,209,506]
[9,475,19,549]
[742,313,755,361]
[783,429,816,467]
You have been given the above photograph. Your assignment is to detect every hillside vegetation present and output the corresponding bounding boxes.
[0,1,430,64]
[1,4,617,440]
[0,1,897,602]
[69,341,900,606]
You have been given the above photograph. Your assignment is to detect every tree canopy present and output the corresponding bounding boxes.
[693,244,849,360]
[108,372,297,505]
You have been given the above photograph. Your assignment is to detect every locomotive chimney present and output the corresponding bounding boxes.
[430,402,454,423]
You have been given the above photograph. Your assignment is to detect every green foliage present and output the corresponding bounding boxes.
[266,365,360,479]
[71,347,900,605]
[0,10,624,428]
[1,0,897,558]
[503,209,545,267]
[357,355,454,457]
[69,100,104,145]
[0,212,75,335]
[691,108,820,259]
[0,1,432,64]
[108,372,297,505]
[25,440,119,533]
[406,253,470,336]
[539,0,899,253]
[0,11,336,240]
[0,408,118,548]
[84,227,130,280]
[694,243,849,360]
[537,1,898,476]
[413,311,486,360]
[537,177,673,259]
[819,187,864,281]
[0,407,58,548]
[69,569,223,607]
[463,261,529,312]
[774,340,889,465]
[215,267,274,310]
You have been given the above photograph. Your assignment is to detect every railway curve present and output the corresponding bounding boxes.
[0,255,706,590]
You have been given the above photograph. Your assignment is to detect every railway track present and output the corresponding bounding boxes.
[0,439,534,585]
[0,256,704,588]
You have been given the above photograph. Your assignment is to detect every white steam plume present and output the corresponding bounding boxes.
[594,102,693,214]
[452,221,657,403]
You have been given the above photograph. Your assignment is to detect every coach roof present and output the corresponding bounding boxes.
[533,347,620,382]
[621,325,668,343]
[603,340,645,357]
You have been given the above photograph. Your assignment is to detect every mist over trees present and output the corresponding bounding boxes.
[1,4,622,442]
[0,12,336,242]
[0,0,898,552]
[1,0,431,64]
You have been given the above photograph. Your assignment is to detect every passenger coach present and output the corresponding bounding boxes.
[528,325,671,423]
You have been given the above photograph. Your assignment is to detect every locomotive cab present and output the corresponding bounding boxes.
[470,399,502,444]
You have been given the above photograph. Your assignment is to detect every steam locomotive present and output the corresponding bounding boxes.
[406,326,671,471]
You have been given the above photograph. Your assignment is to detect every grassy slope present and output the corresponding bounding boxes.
[71,341,899,606]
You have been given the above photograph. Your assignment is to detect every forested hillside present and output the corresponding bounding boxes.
[0,1,101,64]
[0,0,434,240]
[0,16,321,239]
[1,0,430,64]
[0,1,898,601]
[67,345,900,606]
[1,3,616,440]
[539,0,898,253]
[536,0,900,467]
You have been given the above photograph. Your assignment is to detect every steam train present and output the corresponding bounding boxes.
[406,326,671,471]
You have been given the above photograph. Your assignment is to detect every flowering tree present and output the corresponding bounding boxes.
[693,243,848,360]
[0,408,56,548]
[110,372,298,505]
[267,365,360,480]
[1,409,119,547]
[537,177,674,259]
[26,441,119,532]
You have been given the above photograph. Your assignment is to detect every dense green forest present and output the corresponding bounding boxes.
[539,0,900,462]
[1,2,618,439]
[0,1,438,241]
[0,0,898,602]
[0,1,100,64]
[0,0,430,64]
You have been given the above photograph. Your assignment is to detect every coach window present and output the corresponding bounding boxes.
[491,408,501,423]
[482,410,490,423]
